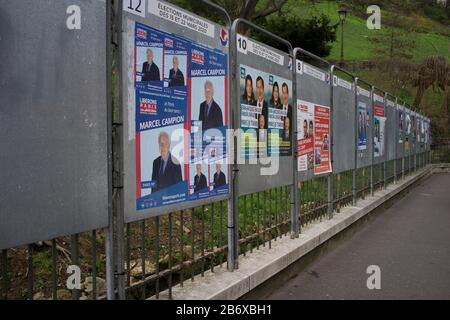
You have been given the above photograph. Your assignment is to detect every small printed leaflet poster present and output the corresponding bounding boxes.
[373,104,386,158]
[134,22,229,210]
[296,100,314,172]
[313,105,331,175]
[239,64,293,160]
[357,101,368,151]
[399,110,404,144]
[405,113,411,152]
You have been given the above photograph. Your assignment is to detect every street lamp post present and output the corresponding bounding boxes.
[338,4,348,67]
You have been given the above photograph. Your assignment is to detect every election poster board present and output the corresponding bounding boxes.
[0,0,108,250]
[314,105,332,175]
[235,31,293,196]
[239,65,293,159]
[356,85,372,168]
[374,103,386,158]
[295,59,331,182]
[296,100,315,172]
[122,0,230,221]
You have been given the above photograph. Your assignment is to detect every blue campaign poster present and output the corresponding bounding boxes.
[357,101,368,151]
[134,22,229,211]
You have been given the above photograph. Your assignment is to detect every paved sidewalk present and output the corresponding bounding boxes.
[267,174,450,300]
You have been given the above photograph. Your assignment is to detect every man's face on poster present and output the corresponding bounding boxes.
[284,117,290,131]
[159,134,170,160]
[172,56,179,70]
[216,164,221,173]
[259,114,265,129]
[256,79,264,101]
[196,164,202,175]
[147,49,154,63]
[303,121,308,137]
[205,82,213,103]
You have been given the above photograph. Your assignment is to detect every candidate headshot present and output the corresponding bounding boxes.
[142,48,161,82]
[193,164,207,193]
[242,74,256,106]
[168,56,185,87]
[323,134,329,151]
[303,120,308,138]
[151,131,182,193]
[270,82,281,109]
[282,116,291,142]
[199,80,224,131]
[281,83,292,119]
[213,163,226,190]
[255,76,268,128]
[308,120,314,138]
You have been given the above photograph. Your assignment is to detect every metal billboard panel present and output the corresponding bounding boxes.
[0,0,108,250]
[332,76,356,174]
[121,1,231,222]
[386,98,397,161]
[356,86,372,168]
[235,34,293,196]
[296,61,331,181]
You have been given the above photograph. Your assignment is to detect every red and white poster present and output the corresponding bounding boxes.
[314,105,332,175]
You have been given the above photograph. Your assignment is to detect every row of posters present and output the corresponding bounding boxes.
[239,64,293,159]
[296,100,332,175]
[134,22,229,210]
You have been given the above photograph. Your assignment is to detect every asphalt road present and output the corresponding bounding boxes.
[266,174,450,300]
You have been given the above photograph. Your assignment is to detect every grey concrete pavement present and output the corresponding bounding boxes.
[266,174,450,300]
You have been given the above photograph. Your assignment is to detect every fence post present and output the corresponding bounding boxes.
[114,0,126,300]
[328,65,336,219]
[291,49,301,238]
[105,0,116,301]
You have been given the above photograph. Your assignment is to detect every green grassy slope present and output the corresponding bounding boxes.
[285,0,450,62]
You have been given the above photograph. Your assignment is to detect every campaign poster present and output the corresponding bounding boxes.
[239,64,293,160]
[134,22,229,210]
[357,101,368,151]
[421,119,425,145]
[374,104,386,158]
[405,113,411,152]
[416,117,421,144]
[296,100,315,172]
[314,105,331,175]
[399,110,404,143]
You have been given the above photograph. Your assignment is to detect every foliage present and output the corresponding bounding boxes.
[255,14,338,57]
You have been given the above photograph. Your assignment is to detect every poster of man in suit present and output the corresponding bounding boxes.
[141,48,161,82]
[167,56,185,87]
[133,22,229,211]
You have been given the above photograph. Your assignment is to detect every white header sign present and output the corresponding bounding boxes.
[148,0,215,38]
[237,34,285,66]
